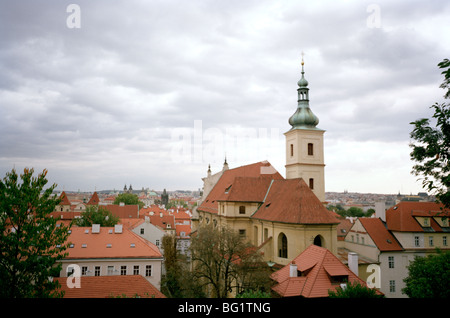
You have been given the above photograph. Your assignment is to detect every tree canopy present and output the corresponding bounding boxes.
[113,193,144,209]
[75,205,119,227]
[409,59,450,208]
[190,224,272,298]
[402,249,450,298]
[0,168,71,298]
[328,280,384,298]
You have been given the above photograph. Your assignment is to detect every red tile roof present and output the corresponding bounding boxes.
[198,161,337,225]
[271,245,375,298]
[59,191,71,206]
[148,214,175,231]
[217,176,275,203]
[358,218,403,251]
[65,226,162,259]
[87,192,100,205]
[103,204,139,219]
[386,201,450,232]
[176,224,191,238]
[336,218,353,241]
[252,179,339,224]
[198,161,283,214]
[55,275,166,298]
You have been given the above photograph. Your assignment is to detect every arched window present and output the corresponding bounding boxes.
[278,233,288,258]
[313,235,323,247]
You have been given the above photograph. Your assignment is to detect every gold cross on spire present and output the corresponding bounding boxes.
[301,51,305,66]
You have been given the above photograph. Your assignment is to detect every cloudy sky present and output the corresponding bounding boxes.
[0,0,449,194]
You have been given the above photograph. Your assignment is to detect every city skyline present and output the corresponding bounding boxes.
[1,1,449,194]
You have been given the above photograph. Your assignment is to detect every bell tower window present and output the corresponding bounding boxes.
[309,178,314,189]
[308,143,314,156]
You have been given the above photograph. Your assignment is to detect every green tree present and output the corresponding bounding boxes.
[409,59,450,209]
[75,205,119,227]
[402,249,450,298]
[0,168,71,298]
[190,224,271,298]
[166,199,188,209]
[160,234,183,298]
[236,290,271,298]
[328,280,384,298]
[114,193,144,209]
[160,234,205,298]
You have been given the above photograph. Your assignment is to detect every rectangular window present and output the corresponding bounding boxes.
[388,256,395,268]
[239,229,246,237]
[145,265,152,277]
[239,206,246,214]
[94,266,101,276]
[308,143,314,156]
[309,178,314,190]
[121,266,127,275]
[389,280,396,293]
[82,266,88,276]
[414,236,420,247]
[290,144,294,157]
[140,228,144,235]
[429,236,434,247]
[133,265,140,275]
[444,236,448,246]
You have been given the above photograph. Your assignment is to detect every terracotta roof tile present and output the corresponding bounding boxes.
[65,226,162,259]
[217,176,274,202]
[55,275,166,298]
[358,218,403,251]
[271,245,375,298]
[59,191,71,206]
[87,192,100,205]
[103,204,139,219]
[386,201,450,232]
[252,179,339,224]
[198,161,283,214]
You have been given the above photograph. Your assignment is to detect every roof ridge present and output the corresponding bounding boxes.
[302,245,327,297]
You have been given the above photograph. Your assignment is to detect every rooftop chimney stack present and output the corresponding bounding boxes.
[92,224,100,233]
[289,262,298,277]
[375,201,386,222]
[348,252,359,276]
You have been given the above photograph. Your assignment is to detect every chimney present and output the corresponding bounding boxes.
[119,202,125,207]
[92,224,100,233]
[375,201,386,222]
[289,262,298,277]
[114,224,123,233]
[348,252,359,276]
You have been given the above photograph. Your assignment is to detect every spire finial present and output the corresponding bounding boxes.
[301,51,305,66]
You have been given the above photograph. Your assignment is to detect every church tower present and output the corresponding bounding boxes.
[285,57,325,202]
